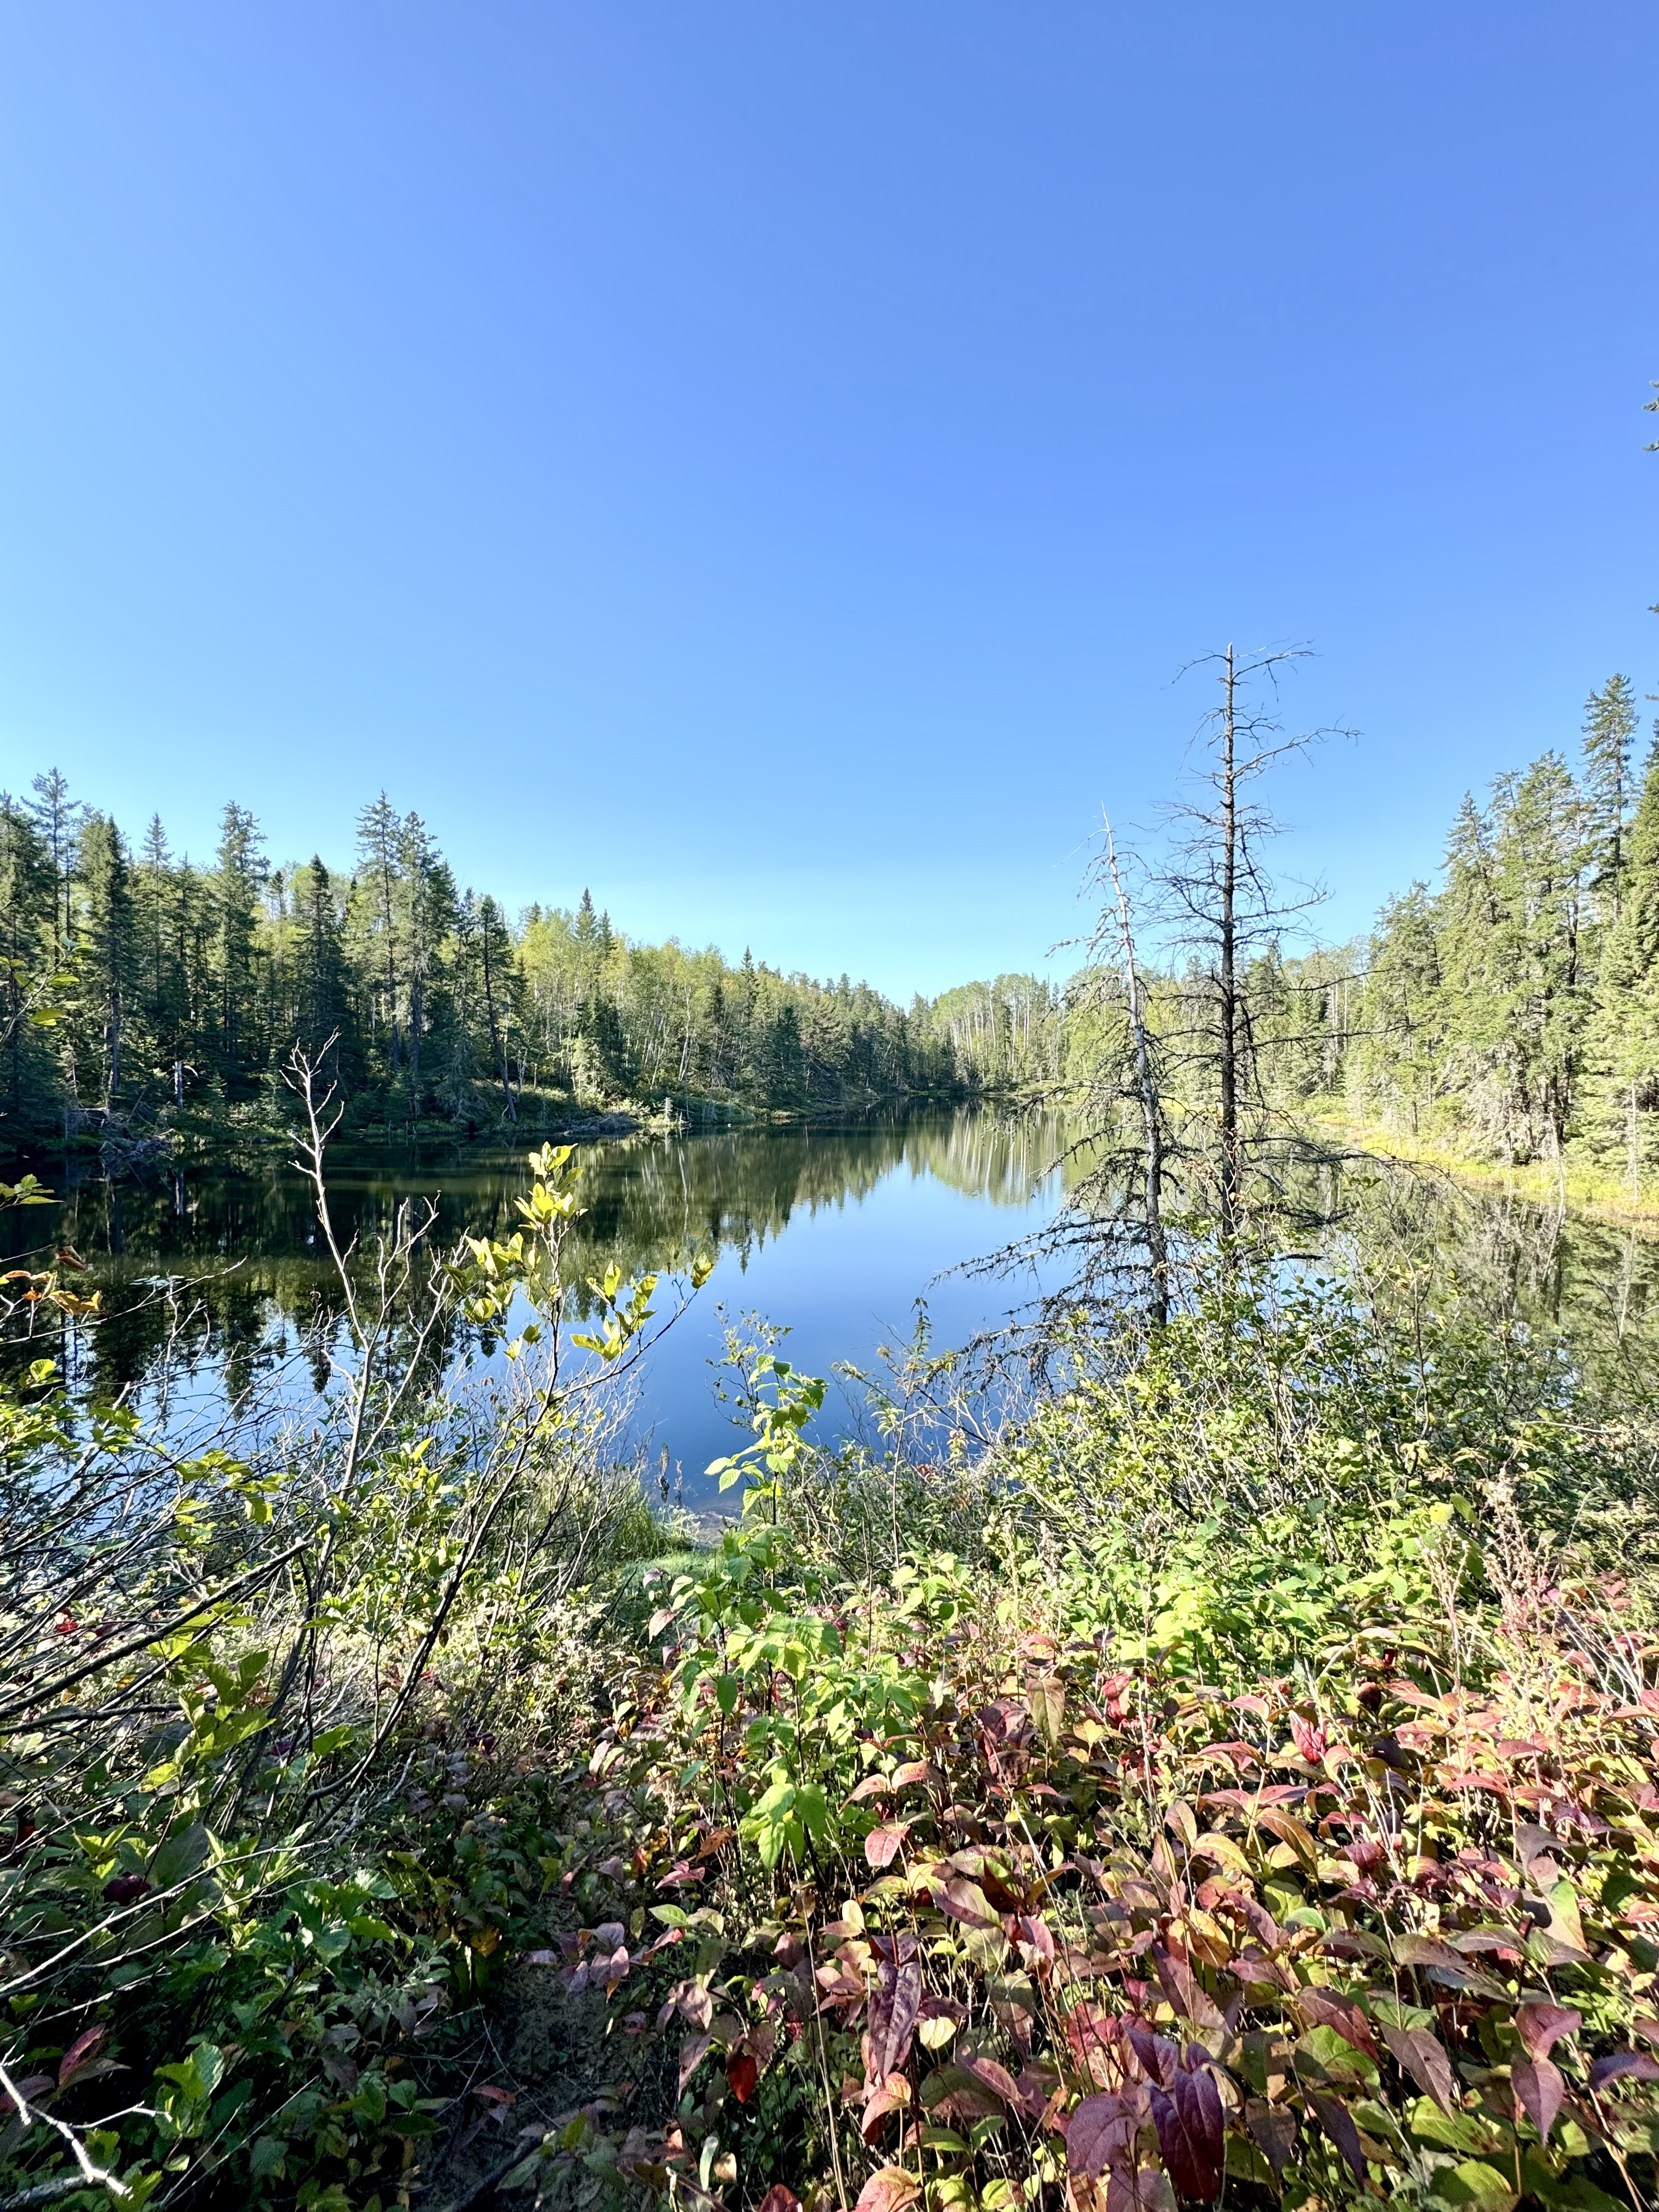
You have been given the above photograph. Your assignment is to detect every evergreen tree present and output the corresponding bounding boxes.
[212,803,267,1095]
[763,1002,806,1109]
[27,768,82,968]
[1586,733,1659,1191]
[0,794,58,1137]
[76,812,137,1108]
[0,769,963,1147]
[292,859,361,1085]
[354,793,403,1075]
[1582,674,1640,925]
[476,895,520,1121]
[399,812,453,1105]
[1348,885,1441,1133]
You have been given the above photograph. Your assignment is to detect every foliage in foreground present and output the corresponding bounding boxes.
[0,1137,672,2211]
[7,1163,1659,2212]
[550,1538,1659,2212]
[500,1283,1659,2212]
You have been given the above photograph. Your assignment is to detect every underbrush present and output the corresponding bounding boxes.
[0,1131,682,2211]
[496,1277,1659,2212]
[5,1149,1659,2212]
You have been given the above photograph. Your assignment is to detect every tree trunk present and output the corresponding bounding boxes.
[1105,821,1169,1325]
[480,924,517,1122]
[1218,643,1240,1239]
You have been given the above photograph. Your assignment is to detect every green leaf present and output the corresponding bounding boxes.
[1410,2100,1499,2156]
[250,2137,287,2180]
[149,1824,211,1892]
[1431,2160,1519,2210]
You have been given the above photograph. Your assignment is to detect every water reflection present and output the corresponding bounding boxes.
[9,1114,1658,1486]
[2,1111,1072,1470]
[1324,1158,1659,1400]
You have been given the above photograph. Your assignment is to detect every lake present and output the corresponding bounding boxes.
[10,1110,1659,1505]
[3,1109,1070,1502]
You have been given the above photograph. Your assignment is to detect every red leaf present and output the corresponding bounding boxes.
[920,2064,1006,2120]
[930,1874,998,1928]
[1067,2088,1148,2177]
[1380,2025,1456,2114]
[1149,2070,1222,2202]
[860,2083,910,2146]
[1590,2051,1659,2090]
[1104,2170,1175,2212]
[678,2033,713,2094]
[868,1953,922,2082]
[1173,2059,1224,2183]
[1151,1949,1224,2035]
[1018,1911,1057,1964]
[727,2051,758,2104]
[58,2027,109,2089]
[1308,2092,1367,2181]
[1065,2001,1125,2087]
[1125,2025,1180,2090]
[1516,2002,1581,2061]
[960,2056,1024,2110]
[865,1821,911,1871]
[1296,1987,1377,2060]
[1288,1713,1328,1764]
[1245,2099,1297,2180]
[847,1774,891,1804]
[758,2189,802,2212]
[854,2168,921,2212]
[1513,2056,1565,2142]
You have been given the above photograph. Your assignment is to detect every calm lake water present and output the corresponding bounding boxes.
[4,1110,1069,1502]
[10,1110,1659,1504]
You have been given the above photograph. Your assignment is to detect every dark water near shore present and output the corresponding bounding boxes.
[3,1111,1070,1499]
[9,1112,1659,1503]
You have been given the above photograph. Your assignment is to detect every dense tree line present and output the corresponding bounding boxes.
[1287,673,1659,1190]
[1036,653,1659,1278]
[0,776,1057,1150]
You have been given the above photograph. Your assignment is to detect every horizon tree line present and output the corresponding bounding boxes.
[0,777,1059,1149]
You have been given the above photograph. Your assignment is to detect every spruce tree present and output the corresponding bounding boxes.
[399,812,453,1106]
[1588,732,1659,1192]
[76,812,137,1107]
[292,858,359,1083]
[355,793,403,1075]
[212,804,267,1096]
[27,768,82,968]
[1582,674,1639,924]
[0,794,58,1138]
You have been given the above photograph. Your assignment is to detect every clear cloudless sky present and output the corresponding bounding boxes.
[2,3,1655,997]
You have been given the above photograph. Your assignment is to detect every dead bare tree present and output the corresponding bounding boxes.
[1102,819,1170,1323]
[1143,642,1348,1242]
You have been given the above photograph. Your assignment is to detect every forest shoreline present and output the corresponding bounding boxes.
[4,1081,1007,1177]
[1312,1103,1659,1232]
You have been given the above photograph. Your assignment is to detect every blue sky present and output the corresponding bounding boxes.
[2,3,1655,997]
